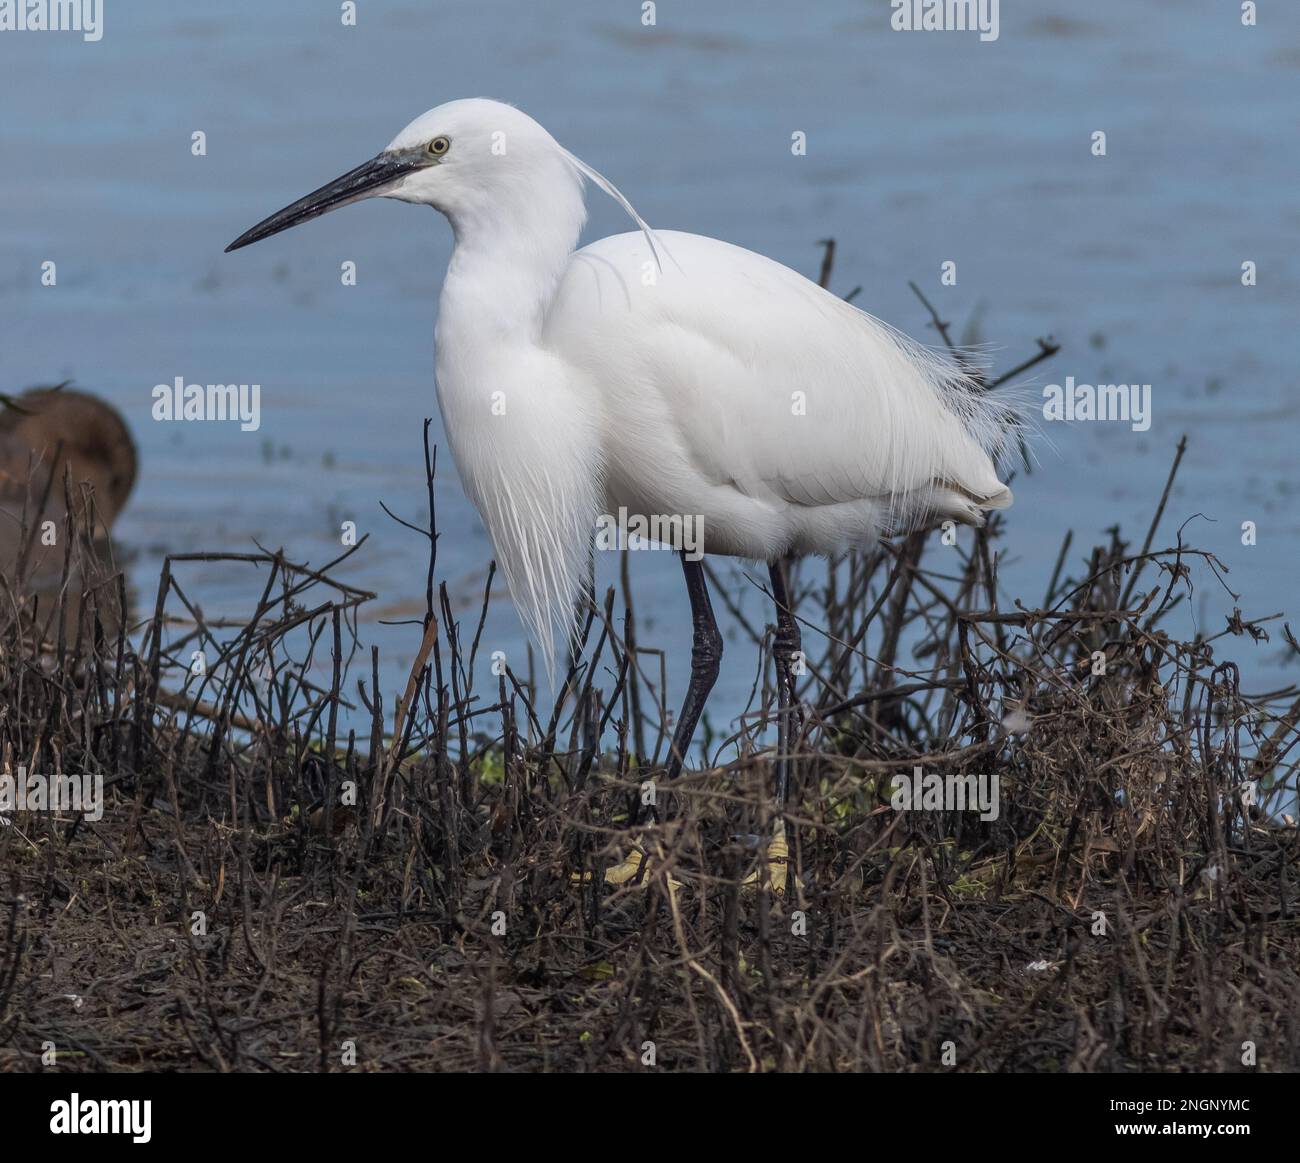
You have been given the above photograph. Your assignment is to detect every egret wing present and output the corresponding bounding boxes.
[547,231,1012,525]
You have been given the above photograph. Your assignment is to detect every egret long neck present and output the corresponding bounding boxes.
[430,156,601,681]
[437,158,586,344]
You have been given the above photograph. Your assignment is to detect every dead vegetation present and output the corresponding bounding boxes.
[1,297,1297,1074]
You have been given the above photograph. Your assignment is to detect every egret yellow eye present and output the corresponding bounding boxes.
[428,136,450,157]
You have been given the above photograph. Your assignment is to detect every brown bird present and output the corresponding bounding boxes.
[0,385,138,642]
[0,384,137,542]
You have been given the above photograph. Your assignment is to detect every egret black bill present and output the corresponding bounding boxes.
[225,149,429,253]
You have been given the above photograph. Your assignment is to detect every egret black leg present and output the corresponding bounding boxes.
[769,559,803,807]
[604,555,718,885]
[664,553,723,782]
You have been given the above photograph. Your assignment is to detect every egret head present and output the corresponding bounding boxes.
[225,99,580,252]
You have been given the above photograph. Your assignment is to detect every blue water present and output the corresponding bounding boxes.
[2,0,1297,730]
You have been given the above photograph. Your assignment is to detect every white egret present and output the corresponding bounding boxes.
[227,99,1017,885]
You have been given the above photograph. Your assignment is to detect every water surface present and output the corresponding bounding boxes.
[2,0,1296,730]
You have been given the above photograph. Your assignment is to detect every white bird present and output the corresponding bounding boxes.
[227,99,1016,879]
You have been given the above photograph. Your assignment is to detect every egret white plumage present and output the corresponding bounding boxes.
[227,99,1017,887]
